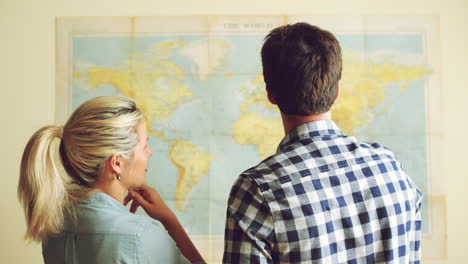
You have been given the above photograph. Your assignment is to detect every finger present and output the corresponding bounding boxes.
[138,184,153,192]
[132,191,151,208]
[139,188,152,200]
[123,192,134,206]
[130,199,140,213]
[135,186,152,201]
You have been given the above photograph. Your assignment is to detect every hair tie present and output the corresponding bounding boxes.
[57,126,64,139]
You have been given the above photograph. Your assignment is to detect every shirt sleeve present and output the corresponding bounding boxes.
[139,220,192,264]
[409,187,423,264]
[223,174,276,264]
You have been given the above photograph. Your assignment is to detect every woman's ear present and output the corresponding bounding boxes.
[107,154,124,176]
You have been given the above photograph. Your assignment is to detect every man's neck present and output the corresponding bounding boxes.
[281,111,331,135]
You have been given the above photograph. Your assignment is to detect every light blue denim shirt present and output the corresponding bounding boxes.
[42,192,192,264]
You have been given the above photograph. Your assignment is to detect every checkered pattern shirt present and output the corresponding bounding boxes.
[223,120,422,264]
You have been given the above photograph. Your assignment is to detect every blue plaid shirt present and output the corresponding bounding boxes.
[223,120,422,263]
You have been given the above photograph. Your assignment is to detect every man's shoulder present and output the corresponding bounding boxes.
[233,149,304,195]
[234,134,403,192]
[354,140,397,158]
[237,152,284,180]
[239,134,399,173]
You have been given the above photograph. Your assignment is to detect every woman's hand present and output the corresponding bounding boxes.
[124,184,205,263]
[124,184,176,225]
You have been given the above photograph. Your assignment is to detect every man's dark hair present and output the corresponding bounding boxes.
[261,23,342,115]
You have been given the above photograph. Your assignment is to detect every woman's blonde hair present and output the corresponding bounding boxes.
[18,96,143,241]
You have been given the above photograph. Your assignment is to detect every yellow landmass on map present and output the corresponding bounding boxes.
[333,50,432,134]
[170,140,213,211]
[232,50,431,158]
[232,112,283,159]
[75,40,221,212]
[239,74,278,113]
[86,68,192,121]
[132,40,186,62]
[75,41,193,139]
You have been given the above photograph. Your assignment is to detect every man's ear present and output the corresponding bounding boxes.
[266,86,277,105]
[334,81,341,102]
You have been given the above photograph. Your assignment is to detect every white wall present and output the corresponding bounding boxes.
[1,0,467,263]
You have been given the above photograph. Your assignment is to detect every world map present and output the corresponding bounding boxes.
[70,25,432,239]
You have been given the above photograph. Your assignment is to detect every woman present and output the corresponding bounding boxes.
[18,96,205,264]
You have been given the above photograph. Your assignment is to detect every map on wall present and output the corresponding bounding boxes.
[57,16,442,261]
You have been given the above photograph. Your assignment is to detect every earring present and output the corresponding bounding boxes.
[116,174,121,180]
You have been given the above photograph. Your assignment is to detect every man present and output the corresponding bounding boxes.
[223,23,422,263]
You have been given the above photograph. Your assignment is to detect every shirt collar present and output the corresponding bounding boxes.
[278,120,342,151]
[82,192,127,211]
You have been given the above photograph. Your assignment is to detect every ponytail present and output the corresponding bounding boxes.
[18,126,72,241]
[18,96,143,242]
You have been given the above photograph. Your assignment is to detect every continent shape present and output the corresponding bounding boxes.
[169,140,213,211]
[232,49,431,159]
[74,40,216,210]
[178,39,231,80]
[333,50,432,135]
